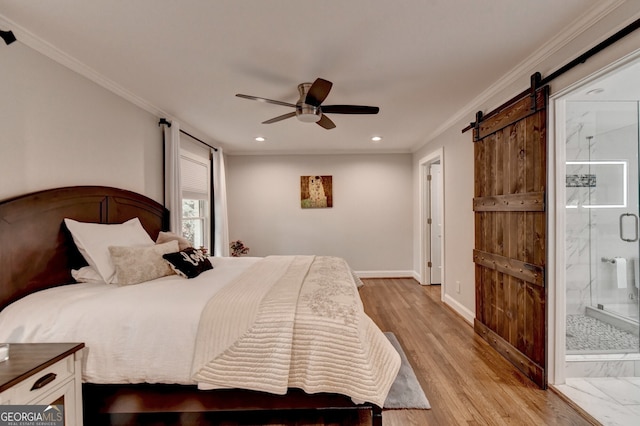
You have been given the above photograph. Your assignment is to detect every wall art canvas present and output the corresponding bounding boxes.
[301,175,333,208]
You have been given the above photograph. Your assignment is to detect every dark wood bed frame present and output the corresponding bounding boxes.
[0,186,381,425]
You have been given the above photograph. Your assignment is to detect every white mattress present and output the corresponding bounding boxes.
[0,256,262,384]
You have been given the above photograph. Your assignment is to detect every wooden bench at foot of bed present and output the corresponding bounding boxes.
[83,384,382,426]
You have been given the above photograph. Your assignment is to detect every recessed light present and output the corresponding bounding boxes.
[371,136,382,142]
[255,136,265,142]
[585,88,604,95]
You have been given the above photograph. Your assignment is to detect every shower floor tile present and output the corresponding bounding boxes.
[567,314,639,352]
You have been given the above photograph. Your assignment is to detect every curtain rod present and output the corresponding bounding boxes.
[159,118,218,151]
[462,17,640,133]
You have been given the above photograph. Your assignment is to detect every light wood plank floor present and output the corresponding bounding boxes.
[359,277,595,426]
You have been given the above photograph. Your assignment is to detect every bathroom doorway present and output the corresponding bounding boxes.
[551,55,640,425]
[551,52,640,426]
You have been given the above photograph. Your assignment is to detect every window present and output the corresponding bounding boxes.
[180,150,211,251]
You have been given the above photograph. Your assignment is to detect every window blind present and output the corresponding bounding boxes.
[181,155,209,200]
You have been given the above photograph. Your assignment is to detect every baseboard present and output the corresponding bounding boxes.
[355,270,416,279]
[443,293,475,325]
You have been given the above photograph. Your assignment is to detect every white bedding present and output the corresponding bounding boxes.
[0,256,261,384]
[0,255,400,406]
[192,255,400,407]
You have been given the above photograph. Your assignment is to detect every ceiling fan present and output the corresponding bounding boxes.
[236,78,379,130]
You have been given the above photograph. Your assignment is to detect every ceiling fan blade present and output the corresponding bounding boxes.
[321,105,380,114]
[236,94,296,108]
[305,78,333,106]
[262,111,297,124]
[316,114,336,130]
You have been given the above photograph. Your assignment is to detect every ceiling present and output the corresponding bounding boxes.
[0,0,622,154]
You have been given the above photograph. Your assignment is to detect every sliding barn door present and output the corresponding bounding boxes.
[472,85,548,388]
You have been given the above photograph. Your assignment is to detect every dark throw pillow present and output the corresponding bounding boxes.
[163,248,213,279]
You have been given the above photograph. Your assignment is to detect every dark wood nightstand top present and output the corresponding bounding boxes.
[0,343,84,393]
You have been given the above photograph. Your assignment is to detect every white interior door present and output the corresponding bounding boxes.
[429,163,442,284]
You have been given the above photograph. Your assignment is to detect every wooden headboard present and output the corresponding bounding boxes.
[0,186,169,310]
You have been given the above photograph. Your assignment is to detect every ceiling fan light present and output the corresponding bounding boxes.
[296,103,321,123]
[297,112,321,123]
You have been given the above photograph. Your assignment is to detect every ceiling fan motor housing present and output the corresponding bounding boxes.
[236,77,378,129]
[296,82,322,122]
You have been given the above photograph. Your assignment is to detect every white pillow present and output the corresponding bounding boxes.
[71,266,105,283]
[64,218,154,284]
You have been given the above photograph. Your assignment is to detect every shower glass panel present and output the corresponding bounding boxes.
[565,100,640,354]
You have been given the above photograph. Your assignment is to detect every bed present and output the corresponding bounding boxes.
[0,186,400,425]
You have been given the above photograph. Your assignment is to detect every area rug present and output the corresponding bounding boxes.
[383,332,431,410]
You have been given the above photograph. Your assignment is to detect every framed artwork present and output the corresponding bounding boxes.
[300,175,333,208]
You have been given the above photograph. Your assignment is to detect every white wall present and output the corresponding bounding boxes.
[0,42,163,202]
[226,154,413,274]
[413,125,476,322]
[412,1,640,322]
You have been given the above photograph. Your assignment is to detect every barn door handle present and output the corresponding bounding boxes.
[619,213,638,242]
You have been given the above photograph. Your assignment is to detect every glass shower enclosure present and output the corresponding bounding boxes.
[565,100,639,354]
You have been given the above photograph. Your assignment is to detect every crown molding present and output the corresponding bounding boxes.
[412,0,629,152]
[0,12,246,149]
[0,13,168,118]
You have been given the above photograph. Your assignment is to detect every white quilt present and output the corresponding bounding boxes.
[0,255,400,406]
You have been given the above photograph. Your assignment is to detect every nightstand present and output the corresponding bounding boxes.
[0,343,84,426]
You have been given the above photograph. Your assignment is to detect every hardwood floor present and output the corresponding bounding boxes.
[359,277,594,426]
